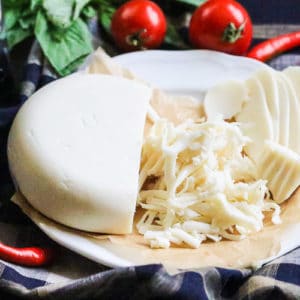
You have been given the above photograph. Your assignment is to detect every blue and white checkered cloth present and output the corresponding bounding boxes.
[1,1,300,299]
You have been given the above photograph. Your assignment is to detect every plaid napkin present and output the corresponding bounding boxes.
[1,1,300,299]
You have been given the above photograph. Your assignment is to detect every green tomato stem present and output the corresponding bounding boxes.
[222,22,245,43]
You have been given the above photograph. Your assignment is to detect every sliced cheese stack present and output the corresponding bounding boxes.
[8,73,152,234]
[258,141,300,203]
[254,68,280,145]
[235,75,274,162]
[234,68,300,158]
[204,67,300,156]
[204,66,300,204]
[284,66,300,97]
[204,68,276,162]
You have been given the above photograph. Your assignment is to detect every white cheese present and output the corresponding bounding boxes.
[278,72,300,153]
[138,118,279,248]
[258,140,300,203]
[8,73,152,234]
[283,66,300,103]
[276,73,290,147]
[282,67,300,154]
[255,69,280,144]
[204,80,247,121]
[235,76,273,162]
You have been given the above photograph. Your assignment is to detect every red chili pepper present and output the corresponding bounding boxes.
[247,31,300,62]
[0,242,54,267]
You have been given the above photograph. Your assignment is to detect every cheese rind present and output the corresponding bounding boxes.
[8,73,152,234]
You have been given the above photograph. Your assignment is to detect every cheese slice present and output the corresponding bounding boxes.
[283,67,300,103]
[8,73,152,234]
[235,76,273,162]
[255,69,280,144]
[277,72,300,153]
[204,80,247,121]
[275,73,290,147]
[258,140,300,203]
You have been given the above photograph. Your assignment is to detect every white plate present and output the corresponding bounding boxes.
[14,50,271,269]
[114,50,268,98]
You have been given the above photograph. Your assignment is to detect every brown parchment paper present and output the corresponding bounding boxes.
[12,189,300,270]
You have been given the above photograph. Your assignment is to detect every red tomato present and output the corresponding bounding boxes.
[110,0,167,52]
[189,0,253,55]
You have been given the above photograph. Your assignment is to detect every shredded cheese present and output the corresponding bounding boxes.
[138,118,281,248]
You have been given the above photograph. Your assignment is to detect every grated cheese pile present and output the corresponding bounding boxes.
[137,118,281,249]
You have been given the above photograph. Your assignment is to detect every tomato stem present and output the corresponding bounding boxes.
[222,22,245,43]
[126,29,147,49]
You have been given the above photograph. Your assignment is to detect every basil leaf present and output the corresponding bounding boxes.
[30,0,42,10]
[19,14,36,30]
[43,0,91,28]
[60,56,86,76]
[43,0,74,28]
[2,4,35,48]
[82,5,97,19]
[3,0,29,9]
[3,9,21,30]
[99,6,115,35]
[73,0,91,20]
[164,23,188,49]
[35,11,93,75]
[5,27,32,49]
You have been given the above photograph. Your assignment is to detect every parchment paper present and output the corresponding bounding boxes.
[12,189,300,270]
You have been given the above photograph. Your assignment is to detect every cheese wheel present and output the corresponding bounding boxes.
[8,73,152,234]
